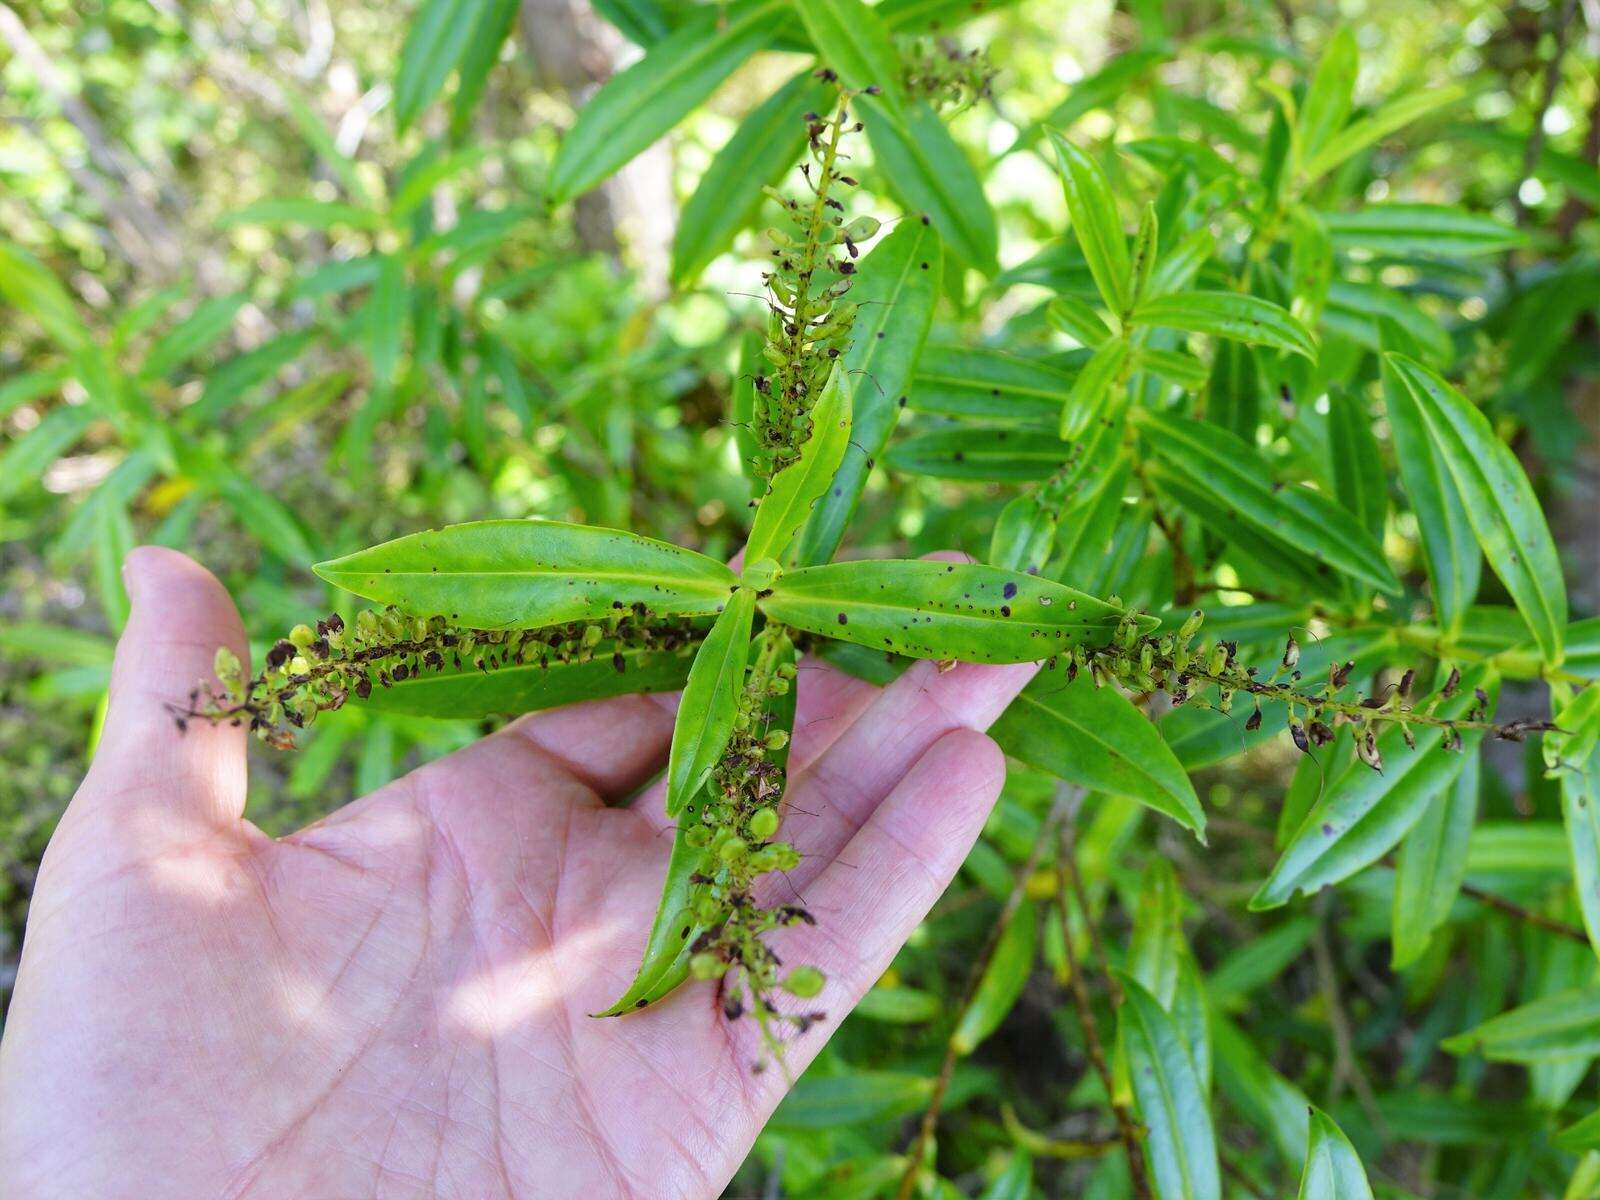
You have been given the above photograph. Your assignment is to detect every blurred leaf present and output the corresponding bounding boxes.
[395,0,480,133]
[1131,290,1316,359]
[1443,988,1600,1062]
[951,900,1036,1054]
[222,198,383,230]
[1302,85,1465,183]
[547,0,781,203]
[1296,27,1358,172]
[794,0,903,109]
[1049,133,1131,315]
[1392,753,1478,968]
[864,98,998,273]
[141,294,246,379]
[0,242,88,351]
[1321,204,1522,256]
[887,426,1071,481]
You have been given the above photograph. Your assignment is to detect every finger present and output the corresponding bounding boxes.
[80,546,250,828]
[775,656,1036,892]
[748,729,1006,1090]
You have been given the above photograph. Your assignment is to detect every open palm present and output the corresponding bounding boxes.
[0,547,1034,1200]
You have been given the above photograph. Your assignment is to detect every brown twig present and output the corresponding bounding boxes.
[893,797,1066,1200]
[1511,0,1581,230]
[1054,803,1151,1199]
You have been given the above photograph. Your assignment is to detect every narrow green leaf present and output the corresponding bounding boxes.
[992,666,1205,838]
[1131,290,1316,359]
[361,641,696,718]
[1321,204,1522,257]
[672,71,827,287]
[1326,280,1452,365]
[794,0,903,109]
[1295,27,1358,170]
[1443,988,1600,1062]
[1118,972,1221,1200]
[141,294,246,379]
[592,0,670,44]
[0,242,87,351]
[1138,411,1400,594]
[211,466,316,565]
[664,589,755,818]
[1129,860,1185,1003]
[1059,335,1128,439]
[906,346,1073,422]
[1213,1012,1312,1167]
[1302,85,1465,183]
[862,98,998,272]
[364,254,407,387]
[1047,295,1112,347]
[547,0,780,203]
[1384,354,1567,663]
[0,405,95,502]
[395,0,479,133]
[1555,689,1600,962]
[594,810,707,1015]
[760,559,1129,663]
[1134,347,1209,391]
[854,985,942,1023]
[988,491,1058,575]
[222,198,384,231]
[1048,132,1131,315]
[747,365,853,564]
[449,0,520,138]
[1252,671,1497,909]
[796,220,941,565]
[1298,1109,1375,1200]
[1206,339,1262,443]
[314,520,738,628]
[1391,754,1478,969]
[951,900,1035,1054]
[886,426,1071,481]
[1326,389,1386,542]
[977,1152,1032,1200]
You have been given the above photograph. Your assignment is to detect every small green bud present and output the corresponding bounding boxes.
[718,836,748,864]
[763,729,789,751]
[782,965,825,998]
[289,624,315,650]
[690,952,724,981]
[685,825,712,849]
[213,646,242,685]
[748,808,780,839]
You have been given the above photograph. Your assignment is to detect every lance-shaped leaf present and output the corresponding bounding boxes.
[1326,389,1386,542]
[797,221,940,565]
[794,0,903,109]
[671,70,828,287]
[991,667,1205,838]
[546,0,780,203]
[1048,132,1131,315]
[862,98,998,273]
[906,346,1072,421]
[1384,354,1567,663]
[362,642,697,719]
[1252,671,1497,909]
[746,366,853,563]
[759,559,1129,663]
[886,426,1071,482]
[141,294,246,379]
[394,0,479,133]
[0,242,88,351]
[1212,1012,1312,1167]
[1297,1109,1375,1200]
[1047,295,1112,347]
[1118,971,1221,1200]
[989,491,1058,575]
[314,520,738,628]
[1301,85,1465,184]
[1128,860,1185,1005]
[1381,356,1479,631]
[664,588,755,818]
[950,900,1035,1054]
[1059,335,1128,439]
[594,811,708,1015]
[1130,291,1316,359]
[1321,204,1522,257]
[0,405,95,503]
[1391,753,1478,969]
[1295,27,1358,172]
[1443,988,1600,1062]
[1138,411,1400,594]
[1554,688,1600,961]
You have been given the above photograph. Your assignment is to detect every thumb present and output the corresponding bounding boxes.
[79,546,251,828]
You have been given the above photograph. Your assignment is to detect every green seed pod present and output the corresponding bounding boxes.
[763,729,789,751]
[748,808,780,840]
[213,646,242,686]
[782,965,825,998]
[690,952,724,981]
[289,624,315,650]
[718,836,748,864]
[685,825,712,849]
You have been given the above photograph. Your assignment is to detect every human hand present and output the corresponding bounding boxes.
[0,547,1035,1199]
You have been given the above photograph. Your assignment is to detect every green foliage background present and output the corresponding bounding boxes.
[2,0,1600,1195]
